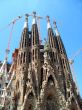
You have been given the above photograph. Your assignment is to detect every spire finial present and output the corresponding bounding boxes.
[46,16,50,22]
[33,11,36,17]
[53,20,57,28]
[32,11,36,25]
[46,16,51,29]
[25,14,29,21]
[53,20,60,36]
[23,14,28,29]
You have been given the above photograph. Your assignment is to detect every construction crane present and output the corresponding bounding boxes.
[0,16,22,76]
[69,48,82,94]
[6,16,22,59]
[0,16,22,110]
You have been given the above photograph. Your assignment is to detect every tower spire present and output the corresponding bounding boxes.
[23,14,28,29]
[32,12,37,25]
[53,21,60,36]
[46,16,51,29]
[19,14,29,49]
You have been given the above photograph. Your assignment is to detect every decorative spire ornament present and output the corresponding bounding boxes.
[46,16,51,29]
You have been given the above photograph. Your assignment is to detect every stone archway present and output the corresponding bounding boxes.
[45,75,59,110]
[24,91,35,110]
[40,73,68,110]
[46,95,56,110]
[47,75,54,87]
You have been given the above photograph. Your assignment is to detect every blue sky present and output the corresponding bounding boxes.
[0,0,82,97]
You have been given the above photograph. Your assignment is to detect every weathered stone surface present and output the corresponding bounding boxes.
[10,15,82,110]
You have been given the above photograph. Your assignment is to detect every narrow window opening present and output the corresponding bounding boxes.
[28,92,34,99]
[41,68,43,86]
[29,52,31,63]
[48,75,54,86]
[25,38,27,47]
[23,52,25,63]
[35,49,37,59]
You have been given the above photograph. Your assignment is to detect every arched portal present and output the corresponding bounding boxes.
[24,91,35,110]
[47,75,54,87]
[46,94,56,110]
[45,75,58,110]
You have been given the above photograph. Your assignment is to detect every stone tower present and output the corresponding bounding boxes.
[11,12,82,110]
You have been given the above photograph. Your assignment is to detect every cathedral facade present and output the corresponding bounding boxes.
[10,12,82,110]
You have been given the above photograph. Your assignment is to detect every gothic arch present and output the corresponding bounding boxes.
[47,75,54,87]
[46,94,57,110]
[45,80,59,110]
[46,74,55,97]
[28,92,34,100]
[40,73,56,100]
[24,90,35,110]
[40,73,66,110]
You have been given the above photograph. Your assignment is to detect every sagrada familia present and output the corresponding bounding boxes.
[1,12,82,110]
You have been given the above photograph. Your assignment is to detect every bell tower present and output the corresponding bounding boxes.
[12,14,30,110]
[31,12,41,96]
